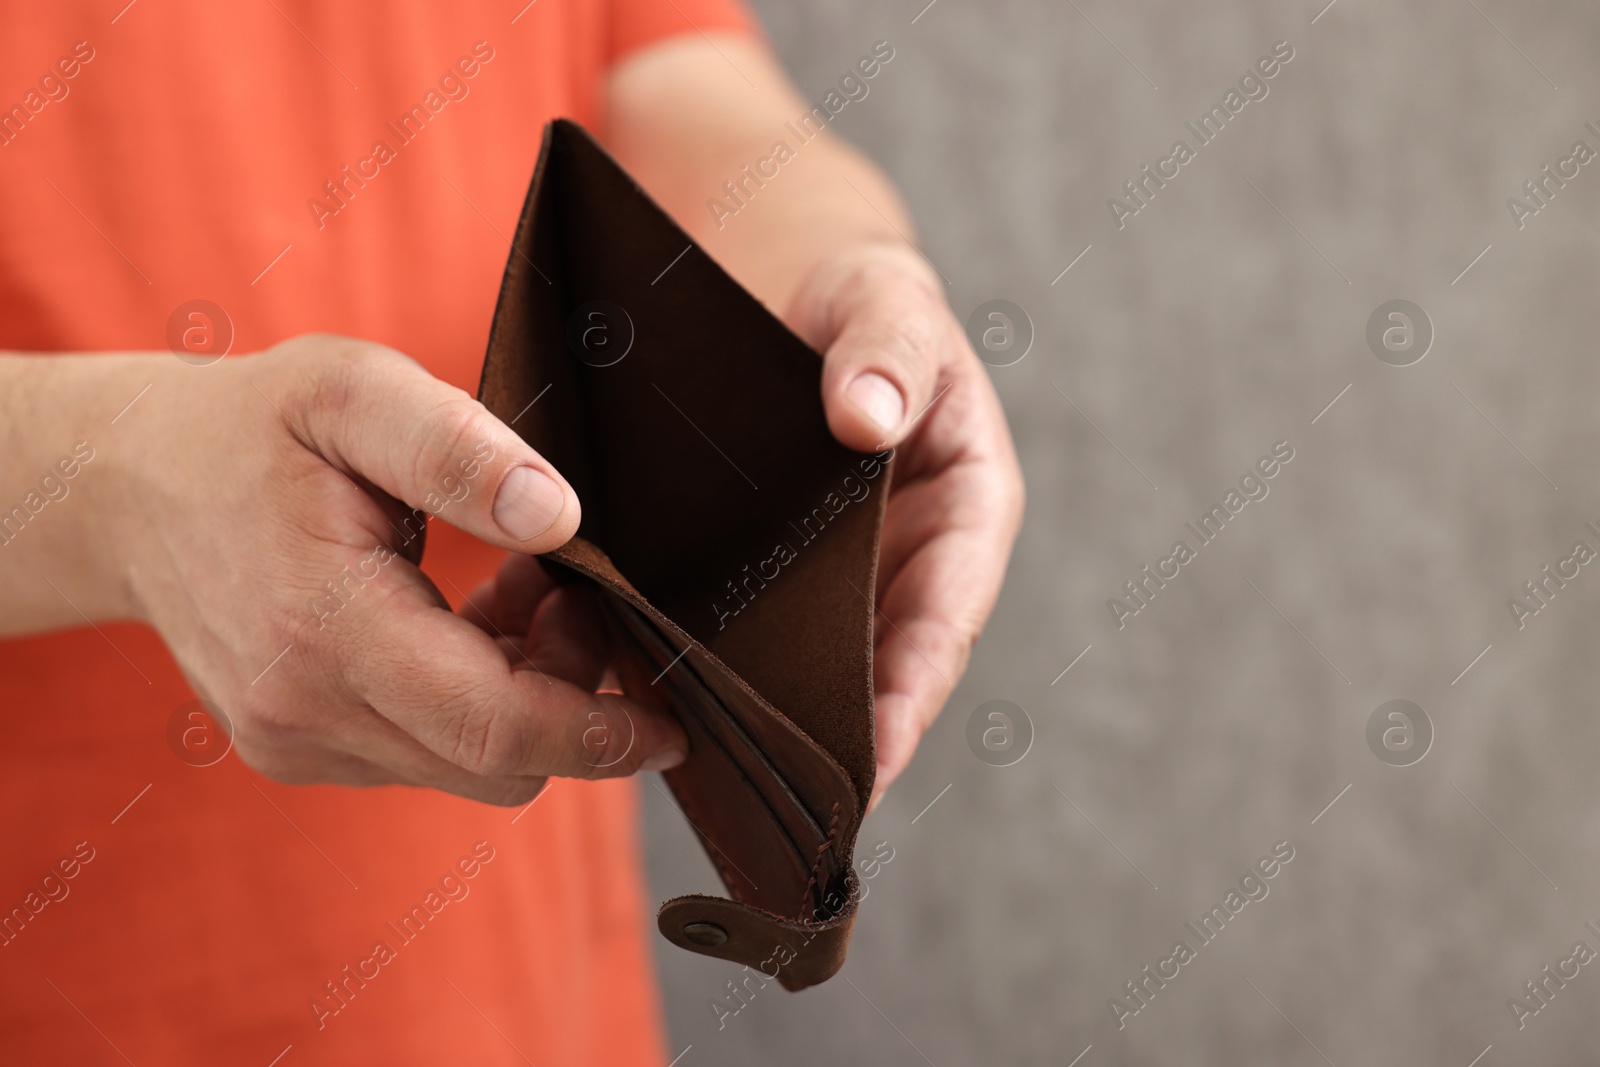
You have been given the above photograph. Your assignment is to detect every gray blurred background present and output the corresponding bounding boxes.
[642,1,1600,1062]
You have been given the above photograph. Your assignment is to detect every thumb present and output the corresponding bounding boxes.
[284,336,580,553]
[790,244,950,453]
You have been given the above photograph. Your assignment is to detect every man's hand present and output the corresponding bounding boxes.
[87,336,685,804]
[789,243,1025,806]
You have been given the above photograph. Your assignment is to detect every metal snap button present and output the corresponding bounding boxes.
[682,922,728,946]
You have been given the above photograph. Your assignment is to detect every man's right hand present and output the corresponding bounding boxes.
[35,334,686,805]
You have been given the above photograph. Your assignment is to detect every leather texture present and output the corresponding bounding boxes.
[476,119,887,990]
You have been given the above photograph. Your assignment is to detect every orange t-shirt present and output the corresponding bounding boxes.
[0,2,751,1063]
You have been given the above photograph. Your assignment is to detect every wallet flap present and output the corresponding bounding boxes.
[658,873,861,993]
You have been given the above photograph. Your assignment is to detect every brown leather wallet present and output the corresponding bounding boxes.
[475,119,887,990]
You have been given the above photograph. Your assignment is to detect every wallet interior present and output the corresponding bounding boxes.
[476,119,887,989]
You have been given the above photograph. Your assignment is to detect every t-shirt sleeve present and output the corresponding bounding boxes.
[606,0,759,66]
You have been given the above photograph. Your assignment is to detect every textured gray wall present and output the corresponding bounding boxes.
[643,2,1600,1062]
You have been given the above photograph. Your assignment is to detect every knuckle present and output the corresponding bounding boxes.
[846,323,932,388]
[837,300,947,387]
[441,691,532,778]
[293,336,415,425]
[408,396,493,501]
[837,247,941,308]
[229,688,327,759]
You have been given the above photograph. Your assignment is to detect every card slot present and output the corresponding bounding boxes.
[603,595,841,919]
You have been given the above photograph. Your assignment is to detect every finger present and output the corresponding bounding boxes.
[462,553,560,640]
[332,712,552,807]
[336,569,686,780]
[867,593,971,808]
[461,580,498,635]
[868,517,1008,803]
[796,248,952,451]
[286,336,581,553]
[462,558,610,689]
[869,439,1022,803]
[239,709,551,807]
[521,583,610,692]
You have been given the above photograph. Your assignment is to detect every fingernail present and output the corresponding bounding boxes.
[641,748,685,772]
[493,466,566,541]
[846,372,905,435]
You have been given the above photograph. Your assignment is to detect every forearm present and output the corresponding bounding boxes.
[604,34,922,318]
[0,353,149,633]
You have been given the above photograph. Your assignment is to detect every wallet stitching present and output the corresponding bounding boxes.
[796,801,842,919]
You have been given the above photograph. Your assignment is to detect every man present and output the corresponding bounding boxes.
[0,2,1021,1062]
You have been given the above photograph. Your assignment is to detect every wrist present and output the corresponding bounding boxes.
[0,352,173,629]
[92,353,220,625]
[55,353,180,623]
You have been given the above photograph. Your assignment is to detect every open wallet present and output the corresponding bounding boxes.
[474,119,889,991]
